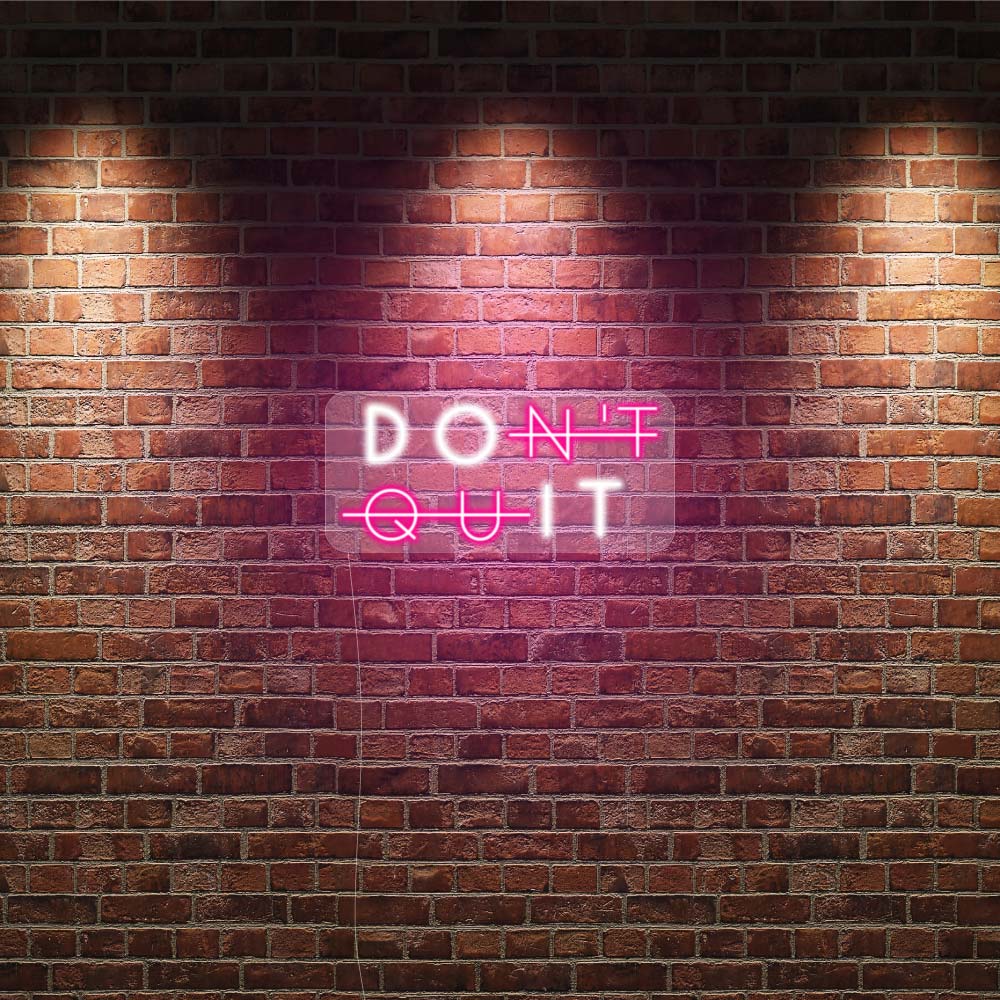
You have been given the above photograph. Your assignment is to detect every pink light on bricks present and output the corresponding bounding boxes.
[327,395,675,556]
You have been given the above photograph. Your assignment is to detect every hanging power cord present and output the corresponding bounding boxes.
[342,548,640,995]
[344,551,367,1000]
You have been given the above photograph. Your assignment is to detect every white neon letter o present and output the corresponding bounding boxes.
[434,403,497,467]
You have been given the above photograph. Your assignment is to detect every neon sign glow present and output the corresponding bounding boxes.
[338,401,664,546]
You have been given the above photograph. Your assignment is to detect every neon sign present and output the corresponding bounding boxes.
[338,401,666,546]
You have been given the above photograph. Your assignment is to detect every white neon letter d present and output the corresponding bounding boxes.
[363,402,408,466]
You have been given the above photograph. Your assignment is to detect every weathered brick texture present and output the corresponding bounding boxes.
[3,1,1000,996]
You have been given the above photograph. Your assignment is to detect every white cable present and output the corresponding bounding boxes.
[345,551,367,1000]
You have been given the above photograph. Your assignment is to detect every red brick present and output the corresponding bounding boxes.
[870,290,1000,321]
[101,159,191,188]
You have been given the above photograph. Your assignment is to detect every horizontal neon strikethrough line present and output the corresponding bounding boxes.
[507,402,660,462]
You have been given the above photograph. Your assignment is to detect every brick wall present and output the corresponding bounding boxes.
[3,1,1000,996]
